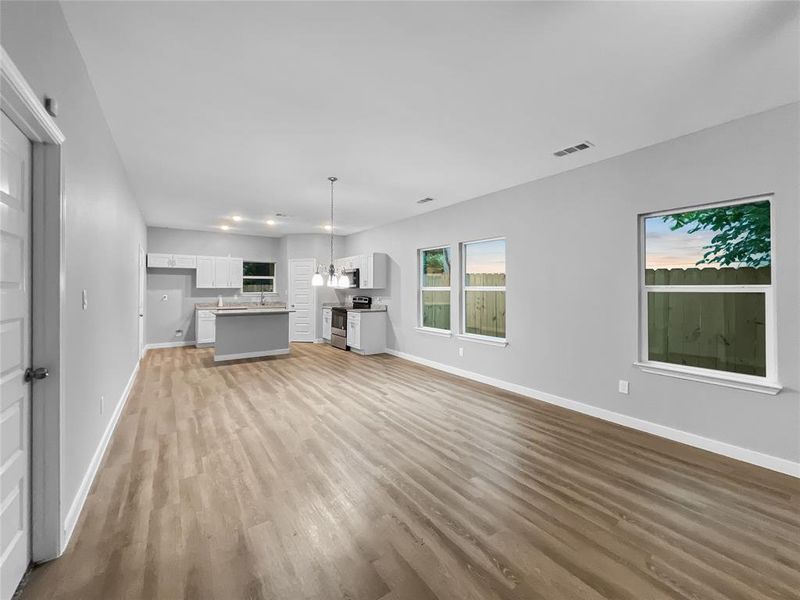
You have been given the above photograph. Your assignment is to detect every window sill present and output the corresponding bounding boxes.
[457,334,508,347]
[241,292,278,297]
[633,361,782,395]
[415,327,452,338]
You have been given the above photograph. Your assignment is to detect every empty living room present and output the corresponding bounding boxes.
[1,1,798,599]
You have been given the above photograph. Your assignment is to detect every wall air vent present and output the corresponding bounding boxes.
[417,197,435,204]
[554,141,594,157]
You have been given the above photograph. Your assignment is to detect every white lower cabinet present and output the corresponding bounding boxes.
[346,313,361,349]
[322,307,332,340]
[347,311,386,355]
[196,310,216,346]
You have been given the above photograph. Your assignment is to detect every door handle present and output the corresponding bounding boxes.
[25,367,49,382]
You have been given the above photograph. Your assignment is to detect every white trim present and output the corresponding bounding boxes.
[638,195,777,386]
[145,341,193,351]
[634,361,781,395]
[62,361,139,550]
[418,245,452,331]
[461,237,507,339]
[385,348,799,478]
[213,348,290,362]
[415,326,452,338]
[2,45,67,563]
[0,47,65,144]
[457,333,508,347]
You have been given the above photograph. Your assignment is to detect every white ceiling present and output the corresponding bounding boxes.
[61,1,799,236]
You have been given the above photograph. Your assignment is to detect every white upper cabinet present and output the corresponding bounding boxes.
[196,256,215,287]
[213,257,229,288]
[228,257,243,289]
[330,253,386,289]
[195,256,242,289]
[360,252,387,289]
[147,253,197,269]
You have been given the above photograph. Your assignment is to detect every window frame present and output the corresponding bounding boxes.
[635,195,780,394]
[459,237,507,345]
[417,245,453,335]
[241,260,277,296]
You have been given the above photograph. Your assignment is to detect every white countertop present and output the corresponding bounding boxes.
[322,304,387,313]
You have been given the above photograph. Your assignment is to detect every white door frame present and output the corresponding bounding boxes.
[288,258,317,342]
[2,47,66,562]
[138,244,145,359]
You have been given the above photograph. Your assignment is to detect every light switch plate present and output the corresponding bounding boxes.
[82,289,88,310]
[618,380,630,394]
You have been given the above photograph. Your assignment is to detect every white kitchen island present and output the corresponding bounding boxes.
[212,308,295,362]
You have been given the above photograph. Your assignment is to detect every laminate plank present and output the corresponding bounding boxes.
[19,344,800,600]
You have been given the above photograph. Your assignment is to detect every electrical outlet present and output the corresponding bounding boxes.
[618,380,630,395]
[458,347,464,357]
[175,329,183,337]
[100,395,105,414]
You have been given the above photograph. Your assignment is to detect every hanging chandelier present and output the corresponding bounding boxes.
[311,176,349,288]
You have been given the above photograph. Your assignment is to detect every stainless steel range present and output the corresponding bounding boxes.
[330,296,372,350]
[330,307,348,350]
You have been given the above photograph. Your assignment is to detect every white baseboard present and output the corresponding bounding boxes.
[145,340,193,351]
[385,349,800,478]
[62,359,140,550]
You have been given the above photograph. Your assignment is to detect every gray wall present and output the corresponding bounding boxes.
[345,104,800,464]
[146,227,280,344]
[1,2,148,519]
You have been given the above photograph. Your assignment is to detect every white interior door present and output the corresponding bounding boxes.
[138,245,145,358]
[288,258,316,342]
[1,111,32,600]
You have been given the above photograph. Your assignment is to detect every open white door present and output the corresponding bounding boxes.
[288,258,316,342]
[138,245,145,358]
[1,110,32,599]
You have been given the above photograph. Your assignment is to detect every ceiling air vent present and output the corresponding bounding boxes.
[554,141,594,157]
[417,197,435,204]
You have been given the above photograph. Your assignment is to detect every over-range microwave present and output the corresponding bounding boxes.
[342,268,359,288]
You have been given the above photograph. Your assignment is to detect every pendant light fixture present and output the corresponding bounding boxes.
[313,177,339,287]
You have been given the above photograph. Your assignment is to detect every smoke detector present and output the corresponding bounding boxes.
[553,141,594,157]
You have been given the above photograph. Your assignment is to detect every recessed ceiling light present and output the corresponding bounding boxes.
[219,225,230,231]
[417,197,435,204]
[266,219,276,225]
[232,215,242,222]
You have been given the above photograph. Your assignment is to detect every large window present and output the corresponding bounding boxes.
[462,238,506,340]
[242,261,275,293]
[640,197,775,386]
[419,246,451,331]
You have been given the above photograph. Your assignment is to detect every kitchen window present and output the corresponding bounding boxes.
[461,238,506,342]
[418,246,452,333]
[637,196,779,393]
[242,261,276,294]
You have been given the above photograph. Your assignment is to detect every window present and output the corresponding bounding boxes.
[640,197,776,387]
[462,238,506,340]
[242,261,275,293]
[419,246,451,331]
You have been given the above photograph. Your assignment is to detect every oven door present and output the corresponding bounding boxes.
[331,308,348,349]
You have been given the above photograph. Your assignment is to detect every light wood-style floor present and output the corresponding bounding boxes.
[21,344,800,600]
